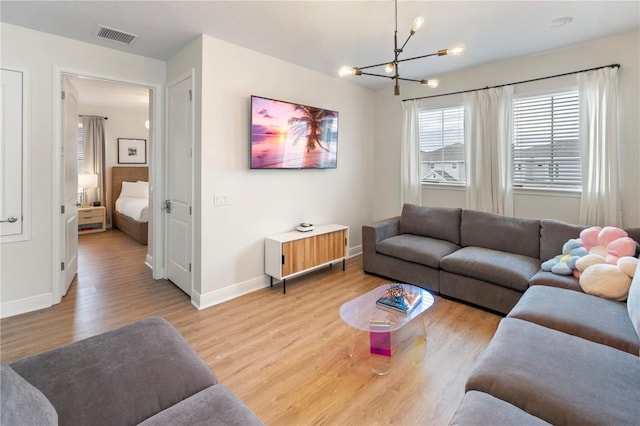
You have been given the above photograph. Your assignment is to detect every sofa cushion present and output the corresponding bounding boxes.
[628,263,640,343]
[441,247,540,292]
[449,390,551,426]
[398,204,462,245]
[466,318,640,425]
[10,317,218,426]
[139,384,264,426]
[460,210,540,259]
[377,234,460,268]
[539,219,587,262]
[508,286,639,355]
[0,362,57,426]
[528,270,582,292]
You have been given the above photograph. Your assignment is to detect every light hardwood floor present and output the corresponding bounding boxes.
[1,229,501,425]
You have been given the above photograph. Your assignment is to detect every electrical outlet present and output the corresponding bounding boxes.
[214,193,230,206]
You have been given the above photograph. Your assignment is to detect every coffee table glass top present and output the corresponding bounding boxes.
[339,284,435,332]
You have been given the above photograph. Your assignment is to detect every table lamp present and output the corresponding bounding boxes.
[78,173,98,207]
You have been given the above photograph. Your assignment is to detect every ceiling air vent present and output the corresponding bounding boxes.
[95,25,137,45]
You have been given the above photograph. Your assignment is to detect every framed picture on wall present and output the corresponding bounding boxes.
[117,138,147,164]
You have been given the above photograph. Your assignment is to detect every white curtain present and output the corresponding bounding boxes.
[401,100,422,206]
[463,86,514,216]
[82,116,107,218]
[577,67,620,226]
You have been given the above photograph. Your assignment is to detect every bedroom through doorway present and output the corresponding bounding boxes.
[65,74,153,292]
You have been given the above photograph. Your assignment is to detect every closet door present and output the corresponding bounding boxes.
[0,68,23,238]
[166,74,193,296]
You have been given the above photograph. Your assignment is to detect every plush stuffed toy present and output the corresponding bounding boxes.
[541,239,588,276]
[579,257,638,301]
[574,226,639,300]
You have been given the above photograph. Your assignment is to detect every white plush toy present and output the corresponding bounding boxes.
[579,257,638,301]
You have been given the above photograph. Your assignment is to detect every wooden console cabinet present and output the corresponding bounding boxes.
[265,224,348,293]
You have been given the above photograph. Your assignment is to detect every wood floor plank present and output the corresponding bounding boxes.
[0,229,501,425]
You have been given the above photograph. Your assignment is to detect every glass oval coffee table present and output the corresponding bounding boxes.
[339,284,435,375]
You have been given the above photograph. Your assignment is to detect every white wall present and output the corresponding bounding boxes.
[0,23,165,317]
[168,35,375,308]
[373,30,640,227]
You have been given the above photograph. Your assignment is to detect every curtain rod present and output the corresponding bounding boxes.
[79,114,108,120]
[402,63,620,102]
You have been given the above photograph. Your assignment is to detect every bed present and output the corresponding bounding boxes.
[112,166,149,245]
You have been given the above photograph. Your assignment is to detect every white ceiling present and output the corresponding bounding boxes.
[2,0,639,96]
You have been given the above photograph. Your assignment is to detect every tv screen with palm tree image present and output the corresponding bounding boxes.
[250,95,338,169]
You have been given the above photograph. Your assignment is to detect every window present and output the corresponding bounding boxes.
[77,118,84,173]
[512,91,580,190]
[418,106,465,185]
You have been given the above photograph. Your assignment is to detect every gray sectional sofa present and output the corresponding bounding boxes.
[0,317,263,426]
[450,269,640,425]
[363,203,640,424]
[363,203,640,314]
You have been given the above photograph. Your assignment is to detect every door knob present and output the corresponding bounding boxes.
[0,216,18,223]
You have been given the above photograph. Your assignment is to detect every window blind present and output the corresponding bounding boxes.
[77,118,84,174]
[512,91,580,190]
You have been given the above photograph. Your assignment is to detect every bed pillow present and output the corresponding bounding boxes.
[120,181,148,199]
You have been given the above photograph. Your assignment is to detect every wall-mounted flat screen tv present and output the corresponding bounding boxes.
[250,95,338,169]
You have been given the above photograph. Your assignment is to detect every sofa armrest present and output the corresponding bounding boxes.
[363,217,400,247]
[10,317,217,426]
[362,217,401,273]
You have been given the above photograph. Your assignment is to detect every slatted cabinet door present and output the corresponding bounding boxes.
[314,230,346,266]
[282,236,315,276]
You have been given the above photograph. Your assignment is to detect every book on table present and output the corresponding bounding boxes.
[376,288,422,314]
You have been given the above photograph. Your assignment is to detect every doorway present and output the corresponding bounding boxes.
[54,71,160,303]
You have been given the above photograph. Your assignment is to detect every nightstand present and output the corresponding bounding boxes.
[78,206,106,235]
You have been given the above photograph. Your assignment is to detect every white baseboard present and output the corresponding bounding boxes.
[145,254,153,270]
[192,249,362,311]
[0,293,52,319]
[191,275,270,310]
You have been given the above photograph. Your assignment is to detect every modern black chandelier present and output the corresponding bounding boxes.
[339,0,465,95]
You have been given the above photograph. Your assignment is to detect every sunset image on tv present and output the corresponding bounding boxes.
[250,96,338,169]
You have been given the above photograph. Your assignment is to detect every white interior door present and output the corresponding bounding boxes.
[0,69,23,237]
[166,75,193,295]
[61,76,78,296]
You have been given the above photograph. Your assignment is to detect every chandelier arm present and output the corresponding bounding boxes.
[397,77,424,83]
[360,72,395,80]
[358,61,398,71]
[356,50,442,72]
[398,33,414,53]
[395,51,440,64]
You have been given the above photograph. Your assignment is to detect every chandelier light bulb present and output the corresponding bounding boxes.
[385,63,395,73]
[339,66,357,76]
[448,45,466,56]
[421,79,439,88]
[411,16,425,34]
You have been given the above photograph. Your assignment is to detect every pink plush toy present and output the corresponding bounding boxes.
[578,226,636,265]
[575,226,639,300]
